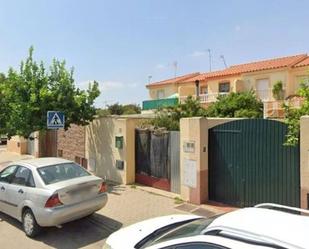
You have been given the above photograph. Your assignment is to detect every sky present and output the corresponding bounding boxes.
[0,0,309,108]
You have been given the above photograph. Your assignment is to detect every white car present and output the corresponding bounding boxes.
[0,157,108,237]
[104,203,309,249]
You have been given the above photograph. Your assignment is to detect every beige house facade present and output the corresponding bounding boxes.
[145,54,309,117]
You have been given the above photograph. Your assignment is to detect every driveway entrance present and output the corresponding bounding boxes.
[208,119,300,207]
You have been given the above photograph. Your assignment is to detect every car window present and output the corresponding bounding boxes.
[11,166,34,187]
[147,216,220,247]
[163,243,228,249]
[0,165,18,183]
[136,219,202,249]
[27,172,36,187]
[37,163,90,185]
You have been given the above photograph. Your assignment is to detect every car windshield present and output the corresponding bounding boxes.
[37,163,90,185]
[141,215,221,248]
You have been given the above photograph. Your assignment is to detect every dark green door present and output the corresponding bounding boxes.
[208,119,300,207]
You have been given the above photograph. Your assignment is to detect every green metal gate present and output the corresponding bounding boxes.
[208,119,300,207]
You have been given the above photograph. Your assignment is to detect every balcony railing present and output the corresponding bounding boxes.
[142,98,178,110]
[180,90,278,104]
[180,92,229,103]
[263,96,304,118]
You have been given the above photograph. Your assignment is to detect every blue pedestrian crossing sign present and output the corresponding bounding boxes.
[47,111,65,129]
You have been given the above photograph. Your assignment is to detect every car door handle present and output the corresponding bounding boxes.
[0,186,5,191]
[18,189,24,194]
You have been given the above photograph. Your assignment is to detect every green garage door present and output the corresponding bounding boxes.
[208,119,300,207]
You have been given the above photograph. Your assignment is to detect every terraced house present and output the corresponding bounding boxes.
[144,54,309,118]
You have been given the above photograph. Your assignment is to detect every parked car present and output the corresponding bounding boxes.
[0,157,108,237]
[0,134,7,144]
[103,203,309,249]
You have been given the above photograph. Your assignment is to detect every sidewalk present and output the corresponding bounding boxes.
[0,145,34,169]
[133,183,237,215]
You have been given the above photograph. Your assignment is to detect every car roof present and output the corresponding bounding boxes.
[146,235,272,249]
[10,157,72,168]
[206,207,309,248]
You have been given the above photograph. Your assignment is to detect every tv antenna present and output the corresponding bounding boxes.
[173,61,178,78]
[207,49,212,72]
[148,75,152,84]
[220,55,228,68]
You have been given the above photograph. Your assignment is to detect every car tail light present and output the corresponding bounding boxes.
[98,182,107,193]
[45,193,63,208]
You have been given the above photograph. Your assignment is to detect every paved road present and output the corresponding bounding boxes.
[0,145,34,170]
[0,184,218,249]
[0,148,225,249]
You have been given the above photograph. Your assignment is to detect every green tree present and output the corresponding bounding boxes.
[1,47,100,138]
[97,103,141,116]
[150,96,206,131]
[107,103,124,115]
[205,91,263,118]
[284,80,309,146]
[122,104,141,115]
[0,73,8,134]
[96,108,110,117]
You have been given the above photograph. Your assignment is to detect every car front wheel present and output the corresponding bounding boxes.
[22,209,41,237]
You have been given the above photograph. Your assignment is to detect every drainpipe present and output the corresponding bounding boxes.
[195,80,200,98]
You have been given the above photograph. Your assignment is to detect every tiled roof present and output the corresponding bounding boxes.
[185,54,308,82]
[146,72,200,87]
[183,68,242,82]
[293,57,309,68]
[148,54,309,86]
[228,54,307,73]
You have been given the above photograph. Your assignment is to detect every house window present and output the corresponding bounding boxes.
[219,82,230,93]
[296,75,309,89]
[256,78,270,101]
[200,86,208,94]
[156,89,165,99]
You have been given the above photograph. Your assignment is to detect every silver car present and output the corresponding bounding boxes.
[0,157,108,237]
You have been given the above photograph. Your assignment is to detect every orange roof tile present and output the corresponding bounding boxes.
[293,57,309,68]
[146,72,200,87]
[185,54,308,82]
[147,54,309,87]
[183,68,242,83]
[228,54,307,73]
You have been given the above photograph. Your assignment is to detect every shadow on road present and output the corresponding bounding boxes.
[0,211,122,249]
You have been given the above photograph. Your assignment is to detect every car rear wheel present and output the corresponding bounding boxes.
[22,209,41,237]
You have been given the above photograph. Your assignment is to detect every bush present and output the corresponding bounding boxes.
[148,91,263,131]
[96,103,141,117]
[206,91,263,118]
[149,96,206,131]
[284,79,309,146]
[272,81,284,100]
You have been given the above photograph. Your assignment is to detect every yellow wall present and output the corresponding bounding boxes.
[148,84,178,100]
[242,69,288,100]
[177,76,242,99]
[7,136,27,155]
[289,66,309,96]
[177,77,243,98]
[146,66,309,102]
[242,67,309,99]
[178,82,197,97]
[205,76,241,94]
[85,116,145,184]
